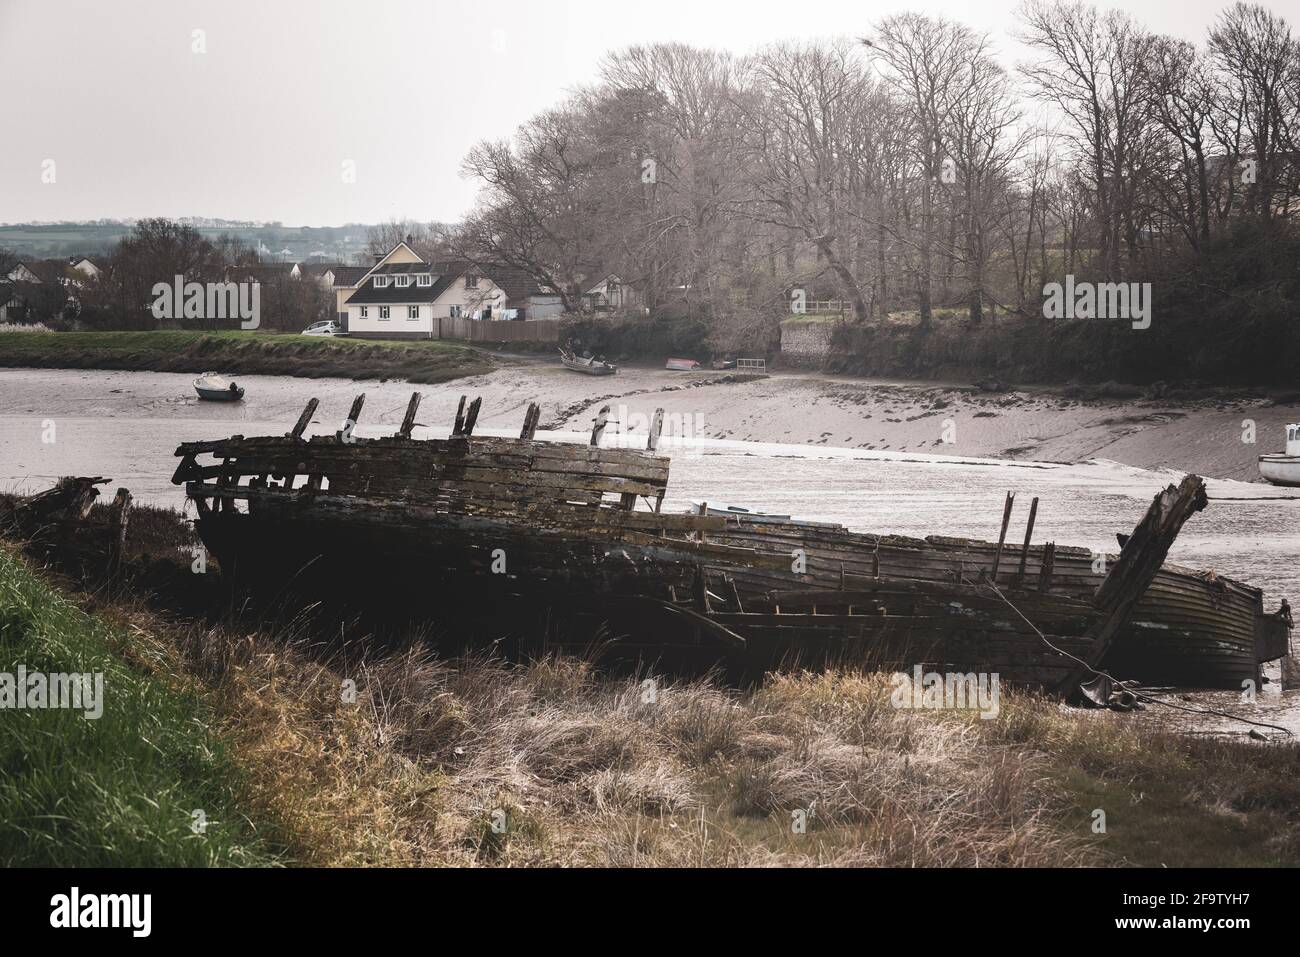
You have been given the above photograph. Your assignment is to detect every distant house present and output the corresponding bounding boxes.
[337,244,573,339]
[330,265,371,324]
[299,262,348,287]
[0,282,22,321]
[6,260,65,285]
[582,274,640,312]
[70,257,103,282]
[469,262,565,319]
[224,262,301,285]
[341,243,490,339]
[5,260,73,318]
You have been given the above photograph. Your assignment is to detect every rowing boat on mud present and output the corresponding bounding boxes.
[559,348,617,375]
[169,393,1292,693]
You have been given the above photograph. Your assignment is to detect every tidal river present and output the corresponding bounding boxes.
[3,367,1298,734]
[3,367,1297,600]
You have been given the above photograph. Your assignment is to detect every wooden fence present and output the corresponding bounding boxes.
[436,316,562,343]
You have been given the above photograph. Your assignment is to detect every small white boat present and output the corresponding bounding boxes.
[559,348,617,375]
[1259,424,1300,486]
[194,372,245,402]
[688,501,792,521]
[665,357,700,371]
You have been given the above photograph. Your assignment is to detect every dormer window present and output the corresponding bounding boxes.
[375,276,390,288]
[395,275,411,287]
[416,274,431,286]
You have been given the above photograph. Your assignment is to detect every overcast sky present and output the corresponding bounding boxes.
[0,0,1244,226]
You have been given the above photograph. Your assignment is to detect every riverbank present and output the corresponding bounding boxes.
[0,330,493,384]
[3,531,1298,867]
[0,544,284,866]
[3,339,1297,481]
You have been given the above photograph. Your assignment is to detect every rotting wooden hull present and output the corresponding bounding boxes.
[171,393,1287,692]
[692,518,1290,689]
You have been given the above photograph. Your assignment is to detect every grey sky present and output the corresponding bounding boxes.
[0,0,1242,226]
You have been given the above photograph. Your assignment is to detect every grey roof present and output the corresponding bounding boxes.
[371,262,433,275]
[433,260,555,306]
[344,274,454,305]
[331,266,370,287]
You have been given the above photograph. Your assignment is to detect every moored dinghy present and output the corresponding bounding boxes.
[1259,424,1300,486]
[193,372,245,402]
[559,348,617,375]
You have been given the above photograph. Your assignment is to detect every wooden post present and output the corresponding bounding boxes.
[990,491,1015,581]
[290,398,320,440]
[1055,474,1208,694]
[1037,542,1056,592]
[340,393,365,439]
[693,564,711,613]
[723,575,743,613]
[647,408,665,451]
[107,488,131,578]
[590,405,611,446]
[398,392,422,438]
[519,402,540,441]
[1016,496,1039,585]
[453,395,467,436]
[462,397,482,436]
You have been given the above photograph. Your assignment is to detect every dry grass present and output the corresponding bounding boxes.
[83,594,1108,866]
[8,522,1300,867]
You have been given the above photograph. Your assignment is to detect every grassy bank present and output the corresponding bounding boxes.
[0,330,493,383]
[5,530,1294,868]
[4,504,1299,867]
[0,546,284,866]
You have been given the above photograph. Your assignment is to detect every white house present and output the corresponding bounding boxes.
[70,257,102,282]
[343,243,514,339]
[339,243,576,338]
[582,274,640,311]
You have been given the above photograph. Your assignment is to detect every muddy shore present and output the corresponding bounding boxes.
[5,358,1296,483]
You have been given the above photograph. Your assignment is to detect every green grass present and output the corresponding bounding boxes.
[0,329,493,383]
[0,547,284,866]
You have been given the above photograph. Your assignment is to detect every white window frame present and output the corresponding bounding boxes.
[395,275,411,287]
[416,274,431,286]
[379,306,391,320]
[465,273,478,288]
[359,306,368,318]
[375,276,390,288]
[450,305,463,319]
[407,306,420,319]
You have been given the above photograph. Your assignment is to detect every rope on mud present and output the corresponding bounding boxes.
[981,579,1293,737]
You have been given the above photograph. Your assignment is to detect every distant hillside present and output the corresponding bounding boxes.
[0,220,386,264]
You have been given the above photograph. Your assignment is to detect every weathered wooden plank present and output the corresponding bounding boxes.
[290,399,320,440]
[590,405,610,446]
[1055,474,1208,694]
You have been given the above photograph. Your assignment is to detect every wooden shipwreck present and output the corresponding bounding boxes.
[170,394,1292,694]
[0,476,133,578]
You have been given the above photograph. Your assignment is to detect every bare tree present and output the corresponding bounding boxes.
[1208,2,1299,222]
[867,13,978,326]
